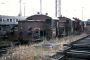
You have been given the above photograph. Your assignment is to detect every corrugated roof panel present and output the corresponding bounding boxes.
[0,15,25,20]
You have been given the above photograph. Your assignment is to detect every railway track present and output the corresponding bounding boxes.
[44,35,90,60]
[33,35,89,60]
[0,45,11,57]
[59,34,90,60]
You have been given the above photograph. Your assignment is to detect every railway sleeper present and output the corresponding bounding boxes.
[64,35,90,46]
[69,50,90,54]
[70,48,90,51]
[66,51,90,59]
[63,43,71,47]
[72,44,90,48]
[67,58,86,60]
[57,47,71,54]
[64,44,90,48]
[0,49,7,55]
[0,45,11,49]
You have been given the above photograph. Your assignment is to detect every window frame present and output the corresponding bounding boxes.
[0,18,2,22]
[7,19,9,22]
[10,19,12,22]
[16,19,18,22]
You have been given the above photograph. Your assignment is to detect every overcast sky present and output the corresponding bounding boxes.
[0,0,90,21]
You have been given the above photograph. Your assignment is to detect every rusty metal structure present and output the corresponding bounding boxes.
[73,17,84,34]
[58,16,72,37]
[0,14,85,44]
[18,15,59,42]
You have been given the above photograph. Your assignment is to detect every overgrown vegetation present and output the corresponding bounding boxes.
[0,25,89,60]
[0,33,87,60]
[84,26,90,35]
[0,40,11,46]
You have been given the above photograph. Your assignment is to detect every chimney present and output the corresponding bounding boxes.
[45,13,48,15]
[37,12,40,14]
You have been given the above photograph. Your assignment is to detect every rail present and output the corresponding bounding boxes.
[59,34,90,59]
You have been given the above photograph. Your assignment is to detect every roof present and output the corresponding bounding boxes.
[58,16,71,20]
[50,16,59,20]
[26,14,59,20]
[18,20,44,22]
[0,15,26,20]
[26,14,51,20]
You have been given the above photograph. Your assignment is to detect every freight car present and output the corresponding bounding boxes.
[58,16,72,37]
[17,15,85,42]
[0,14,85,44]
[73,17,84,34]
[17,14,59,42]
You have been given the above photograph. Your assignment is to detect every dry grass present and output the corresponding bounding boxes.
[84,26,90,35]
[0,33,87,60]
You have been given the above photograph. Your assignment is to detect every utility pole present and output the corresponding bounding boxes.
[82,7,84,21]
[55,0,57,17]
[33,8,34,14]
[66,10,68,17]
[74,10,76,17]
[55,0,61,17]
[18,0,22,16]
[23,3,26,17]
[40,0,42,14]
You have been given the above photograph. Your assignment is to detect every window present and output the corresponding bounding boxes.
[13,19,15,22]
[3,19,6,22]
[36,31,38,33]
[10,19,12,22]
[66,20,69,23]
[7,19,9,22]
[45,19,51,25]
[40,30,46,37]
[16,19,18,22]
[18,19,20,21]
[53,20,57,27]
[28,26,32,30]
[0,18,2,22]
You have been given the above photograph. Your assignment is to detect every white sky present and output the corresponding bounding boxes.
[0,0,90,21]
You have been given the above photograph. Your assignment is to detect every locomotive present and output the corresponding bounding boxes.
[0,14,84,43]
[73,17,84,34]
[58,16,72,37]
[9,15,59,42]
